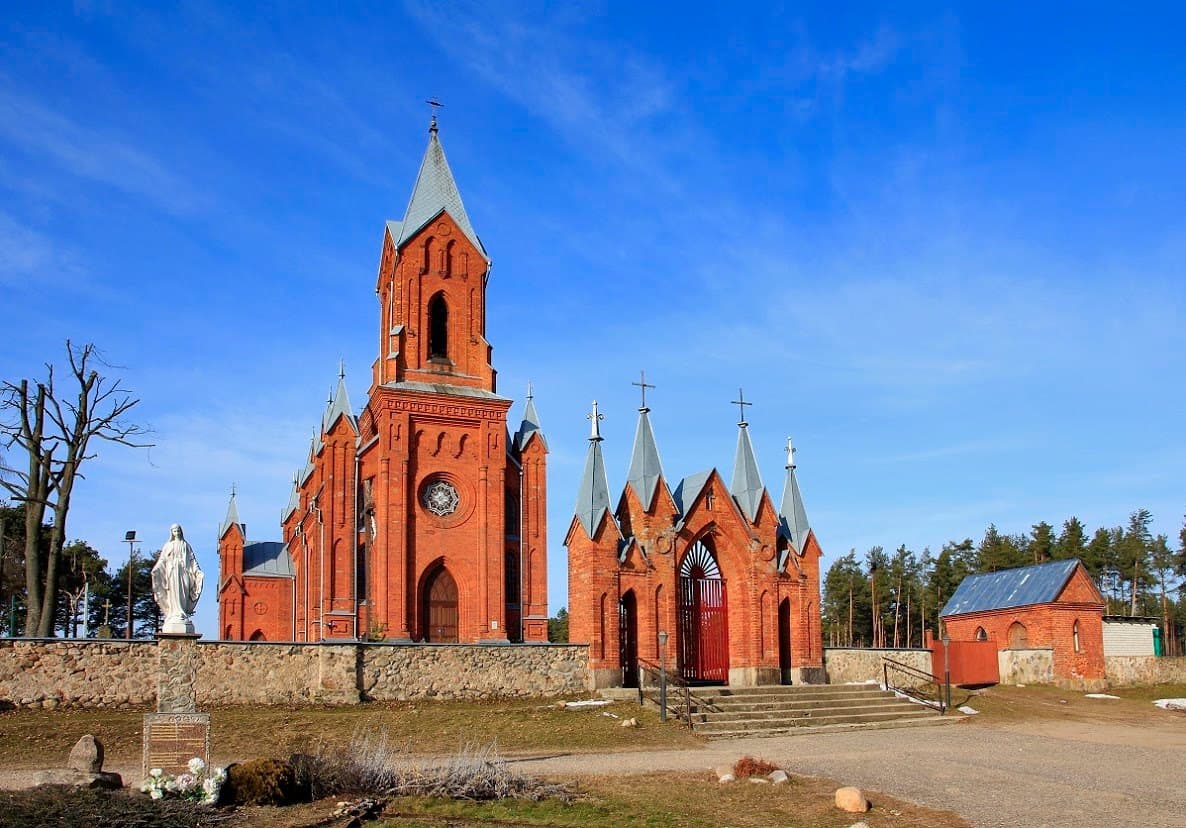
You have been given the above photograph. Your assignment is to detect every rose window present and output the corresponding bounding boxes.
[422,480,460,516]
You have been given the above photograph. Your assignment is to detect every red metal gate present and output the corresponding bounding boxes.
[678,577,729,683]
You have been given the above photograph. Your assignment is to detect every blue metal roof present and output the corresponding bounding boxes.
[940,558,1081,617]
[672,470,712,518]
[243,542,294,578]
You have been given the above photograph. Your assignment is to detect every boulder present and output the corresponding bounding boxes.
[68,735,104,774]
[769,769,789,784]
[32,768,122,789]
[835,786,869,813]
[714,764,735,783]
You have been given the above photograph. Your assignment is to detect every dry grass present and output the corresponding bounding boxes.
[0,698,701,770]
[962,682,1186,726]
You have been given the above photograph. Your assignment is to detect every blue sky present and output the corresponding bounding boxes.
[2,3,1184,637]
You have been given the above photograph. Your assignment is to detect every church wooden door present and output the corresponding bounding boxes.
[778,597,792,684]
[425,568,459,643]
[619,590,639,688]
[677,540,729,683]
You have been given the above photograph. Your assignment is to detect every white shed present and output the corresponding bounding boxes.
[1102,616,1157,656]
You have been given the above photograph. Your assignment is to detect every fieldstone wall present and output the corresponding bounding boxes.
[362,644,588,700]
[998,647,1054,685]
[823,647,931,687]
[1105,656,1186,686]
[0,639,589,709]
[0,639,157,709]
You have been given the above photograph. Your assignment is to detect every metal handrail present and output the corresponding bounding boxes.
[882,656,948,713]
[636,657,693,726]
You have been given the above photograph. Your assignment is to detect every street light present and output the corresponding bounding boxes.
[125,530,137,640]
[940,626,952,714]
[657,630,669,722]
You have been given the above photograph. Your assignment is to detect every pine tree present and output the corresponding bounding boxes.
[1053,517,1088,565]
[1027,521,1056,564]
[1118,509,1155,615]
[822,551,866,646]
[977,524,1025,571]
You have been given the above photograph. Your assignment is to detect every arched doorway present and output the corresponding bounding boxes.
[619,590,639,688]
[424,568,459,643]
[677,539,729,684]
[1007,621,1028,648]
[778,597,792,684]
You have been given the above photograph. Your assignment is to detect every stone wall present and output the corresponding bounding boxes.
[0,639,589,709]
[998,647,1054,685]
[823,648,931,687]
[1105,656,1186,686]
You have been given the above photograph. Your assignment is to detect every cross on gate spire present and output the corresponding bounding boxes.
[426,98,443,133]
[631,370,655,411]
[526,381,534,402]
[731,387,752,427]
[587,400,604,441]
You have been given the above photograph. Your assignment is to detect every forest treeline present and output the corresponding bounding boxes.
[823,508,1186,656]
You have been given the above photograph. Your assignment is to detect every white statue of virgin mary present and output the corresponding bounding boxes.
[151,523,205,635]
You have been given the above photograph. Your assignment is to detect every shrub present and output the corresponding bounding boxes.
[733,756,780,779]
[219,757,308,806]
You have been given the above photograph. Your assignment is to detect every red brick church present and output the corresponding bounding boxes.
[218,118,549,643]
[566,391,825,687]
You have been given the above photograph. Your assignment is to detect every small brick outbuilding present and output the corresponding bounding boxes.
[940,559,1105,681]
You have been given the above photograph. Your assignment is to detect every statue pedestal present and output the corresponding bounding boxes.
[143,633,209,779]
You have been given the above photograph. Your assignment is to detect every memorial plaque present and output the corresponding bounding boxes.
[142,713,210,778]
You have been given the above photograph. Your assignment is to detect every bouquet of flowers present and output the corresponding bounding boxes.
[140,757,227,804]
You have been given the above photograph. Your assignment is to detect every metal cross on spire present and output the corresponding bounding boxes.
[426,98,444,132]
[338,359,346,381]
[587,400,604,441]
[731,387,752,426]
[526,381,534,401]
[230,482,237,498]
[631,369,655,411]
[785,436,796,469]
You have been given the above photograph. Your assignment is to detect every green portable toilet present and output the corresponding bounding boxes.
[1153,626,1163,657]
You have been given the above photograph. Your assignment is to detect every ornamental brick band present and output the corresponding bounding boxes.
[143,712,210,778]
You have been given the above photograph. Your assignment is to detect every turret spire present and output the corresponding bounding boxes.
[219,488,242,539]
[514,382,547,452]
[626,373,665,509]
[574,402,611,536]
[730,392,765,522]
[779,435,812,556]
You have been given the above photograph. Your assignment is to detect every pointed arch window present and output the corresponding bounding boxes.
[1073,620,1081,653]
[428,292,449,360]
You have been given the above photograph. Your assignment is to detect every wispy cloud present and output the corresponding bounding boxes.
[0,78,202,214]
[0,210,82,286]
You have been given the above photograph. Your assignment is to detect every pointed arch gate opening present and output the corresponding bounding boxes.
[424,567,459,643]
[678,539,729,683]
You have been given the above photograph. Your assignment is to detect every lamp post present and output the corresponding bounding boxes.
[124,530,137,640]
[657,630,669,722]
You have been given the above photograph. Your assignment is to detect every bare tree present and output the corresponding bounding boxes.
[0,341,150,637]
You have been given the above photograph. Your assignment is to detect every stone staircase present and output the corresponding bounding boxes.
[683,684,955,738]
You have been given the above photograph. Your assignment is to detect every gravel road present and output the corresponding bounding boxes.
[511,719,1186,828]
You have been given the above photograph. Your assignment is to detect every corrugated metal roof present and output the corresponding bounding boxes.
[940,558,1081,617]
[243,541,294,578]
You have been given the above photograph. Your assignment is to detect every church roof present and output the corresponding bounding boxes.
[281,473,300,522]
[778,439,811,555]
[730,423,765,522]
[515,389,547,452]
[219,492,242,539]
[322,366,357,434]
[672,469,712,518]
[574,403,612,537]
[243,541,294,578]
[626,406,665,510]
[380,380,508,402]
[390,123,487,261]
[940,559,1083,617]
